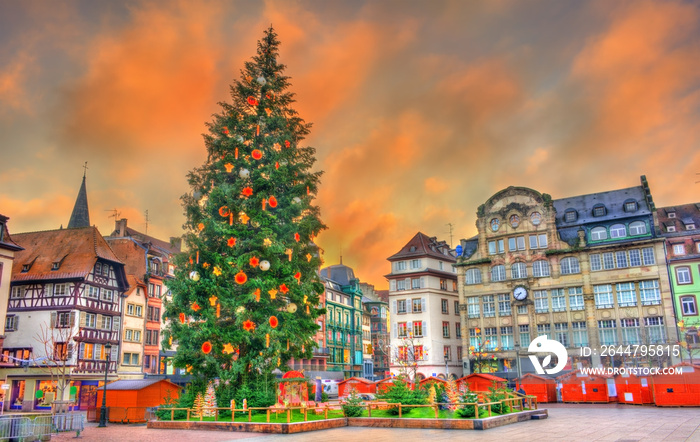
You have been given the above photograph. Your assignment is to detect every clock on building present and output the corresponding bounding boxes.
[513,286,528,301]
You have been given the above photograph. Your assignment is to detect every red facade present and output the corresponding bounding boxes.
[456,373,507,392]
[558,370,611,403]
[517,373,557,403]
[338,377,376,397]
[652,363,700,407]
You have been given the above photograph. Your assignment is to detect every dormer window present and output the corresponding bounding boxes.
[666,223,676,232]
[683,218,696,230]
[687,223,696,230]
[668,211,676,218]
[564,210,577,222]
[623,200,638,212]
[593,204,606,217]
[51,262,60,271]
[409,246,417,252]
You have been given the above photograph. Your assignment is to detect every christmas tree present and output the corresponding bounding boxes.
[192,392,205,418]
[163,27,326,396]
[204,381,217,416]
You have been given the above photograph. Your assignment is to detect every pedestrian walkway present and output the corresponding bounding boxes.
[52,404,700,441]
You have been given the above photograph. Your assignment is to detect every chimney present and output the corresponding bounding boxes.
[116,218,128,237]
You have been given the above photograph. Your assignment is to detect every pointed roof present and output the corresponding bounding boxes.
[0,214,23,252]
[67,174,90,228]
[387,232,456,262]
[11,226,123,282]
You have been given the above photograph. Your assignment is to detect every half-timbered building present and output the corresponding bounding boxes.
[3,226,127,411]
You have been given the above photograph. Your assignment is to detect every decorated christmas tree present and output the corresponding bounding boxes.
[163,27,326,397]
[204,381,217,416]
[192,392,205,418]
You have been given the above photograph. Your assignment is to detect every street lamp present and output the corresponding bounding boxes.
[98,342,112,428]
[514,343,522,382]
[444,353,449,379]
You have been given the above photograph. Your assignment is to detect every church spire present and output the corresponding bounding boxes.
[67,163,91,228]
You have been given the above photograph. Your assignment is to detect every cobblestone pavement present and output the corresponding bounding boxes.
[52,404,700,441]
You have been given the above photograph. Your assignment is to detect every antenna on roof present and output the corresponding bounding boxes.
[82,161,88,178]
[105,208,121,220]
[446,223,454,247]
[339,246,343,265]
[144,209,150,235]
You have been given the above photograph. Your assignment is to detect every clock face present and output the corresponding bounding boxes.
[513,287,528,301]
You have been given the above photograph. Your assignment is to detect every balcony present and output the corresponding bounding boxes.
[313,347,330,356]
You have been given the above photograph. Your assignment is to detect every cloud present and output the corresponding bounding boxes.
[0,53,34,114]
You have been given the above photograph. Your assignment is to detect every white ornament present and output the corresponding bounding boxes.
[236,135,244,143]
[189,271,200,282]
[239,168,250,179]
[259,260,270,271]
[293,197,301,204]
[256,76,266,85]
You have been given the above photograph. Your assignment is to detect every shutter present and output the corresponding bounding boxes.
[420,277,425,289]
[69,311,76,327]
[405,278,410,289]
[392,300,397,314]
[79,343,85,360]
[110,345,118,361]
[79,312,86,328]
[45,284,52,297]
[407,322,413,335]
[390,280,396,291]
[66,343,73,360]
[96,314,103,329]
[95,344,102,360]
[392,323,397,338]
[112,316,121,332]
[421,298,426,312]
[51,312,57,328]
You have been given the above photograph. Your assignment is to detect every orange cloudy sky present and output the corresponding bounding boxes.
[1,0,699,289]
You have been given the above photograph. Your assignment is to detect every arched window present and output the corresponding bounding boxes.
[465,268,482,285]
[610,224,626,238]
[511,262,527,279]
[591,227,607,241]
[532,260,550,277]
[491,265,506,282]
[560,257,581,275]
[629,221,647,236]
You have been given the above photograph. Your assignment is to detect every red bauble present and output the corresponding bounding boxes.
[269,196,278,208]
[202,341,212,354]
[269,316,279,328]
[285,140,291,148]
[235,271,248,285]
[252,149,263,160]
[219,206,230,217]
[247,96,259,106]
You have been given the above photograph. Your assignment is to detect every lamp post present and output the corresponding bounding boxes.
[444,353,449,379]
[98,342,112,428]
[514,343,522,382]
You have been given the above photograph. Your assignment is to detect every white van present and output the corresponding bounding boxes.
[321,379,341,397]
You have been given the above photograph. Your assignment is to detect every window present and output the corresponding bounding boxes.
[125,329,142,342]
[555,323,569,347]
[572,322,588,347]
[397,300,407,314]
[86,286,99,299]
[55,312,71,328]
[441,299,449,314]
[511,262,527,279]
[551,289,566,312]
[465,268,481,285]
[396,280,406,291]
[598,320,617,345]
[53,284,67,296]
[519,325,530,347]
[413,321,423,337]
[457,346,463,361]
[488,240,504,254]
[10,286,25,299]
[563,287,583,311]
[412,278,421,289]
[95,262,102,275]
[673,244,686,256]
[500,326,513,350]
[529,234,547,249]
[102,265,110,276]
[444,345,452,361]
[590,254,602,271]
[639,280,661,305]
[510,214,520,228]
[412,298,423,313]
[100,315,112,330]
[642,247,655,265]
[454,300,459,316]
[534,290,548,313]
[624,201,637,212]
[146,329,160,345]
[531,212,542,225]
[676,267,692,285]
[610,224,626,238]
[415,345,424,361]
[509,236,526,251]
[593,205,606,217]
[491,265,506,282]
[686,222,696,230]
[629,221,646,235]
[128,304,143,317]
[101,289,114,302]
[536,324,551,340]
[82,342,94,360]
[615,251,628,268]
[469,328,480,348]
[456,322,462,338]
[629,249,641,267]
[85,313,96,328]
[484,328,497,350]
[498,293,511,315]
[645,317,665,343]
[439,261,444,270]
[467,297,480,318]
[620,318,640,344]
[560,257,580,275]
[147,306,160,321]
[396,261,406,271]
[123,353,139,365]
[410,259,421,269]
[5,315,18,331]
[440,279,447,290]
[603,252,615,270]
[564,210,577,222]
[54,343,68,361]
[518,304,528,314]
[591,227,607,241]
[483,295,495,317]
[667,224,676,232]
[594,284,614,308]
[681,296,698,316]
[532,260,550,277]
[442,321,450,338]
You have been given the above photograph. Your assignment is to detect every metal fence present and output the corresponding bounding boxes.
[0,412,84,440]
